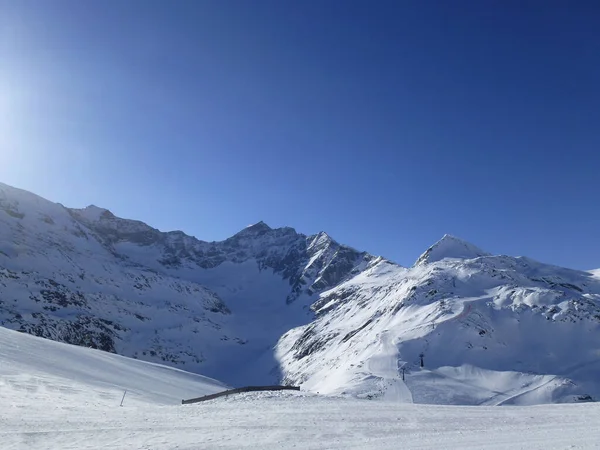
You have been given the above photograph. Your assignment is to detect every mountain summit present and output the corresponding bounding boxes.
[236,221,273,236]
[1,181,599,405]
[415,234,490,266]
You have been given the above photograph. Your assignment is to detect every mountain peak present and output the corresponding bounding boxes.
[307,231,335,252]
[70,205,114,222]
[245,221,272,232]
[314,231,333,242]
[415,234,490,266]
[232,221,273,238]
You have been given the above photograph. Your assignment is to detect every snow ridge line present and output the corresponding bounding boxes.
[454,303,472,322]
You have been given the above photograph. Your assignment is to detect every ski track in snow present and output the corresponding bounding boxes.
[366,331,413,402]
[491,376,559,406]
[3,391,600,449]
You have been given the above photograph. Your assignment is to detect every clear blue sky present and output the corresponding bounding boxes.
[1,0,598,269]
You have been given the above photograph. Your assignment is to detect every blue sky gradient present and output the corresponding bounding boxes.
[1,0,598,268]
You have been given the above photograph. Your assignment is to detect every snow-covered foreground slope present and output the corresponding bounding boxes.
[0,326,227,406]
[2,323,600,449]
[3,387,600,449]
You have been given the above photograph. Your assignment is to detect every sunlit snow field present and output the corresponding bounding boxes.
[1,327,599,450]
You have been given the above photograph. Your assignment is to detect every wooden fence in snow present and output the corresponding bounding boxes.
[181,385,300,405]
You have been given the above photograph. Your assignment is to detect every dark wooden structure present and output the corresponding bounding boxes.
[182,385,300,405]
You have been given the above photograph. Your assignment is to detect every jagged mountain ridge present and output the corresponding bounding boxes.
[1,181,600,405]
[0,182,375,385]
[277,239,600,404]
[70,205,375,305]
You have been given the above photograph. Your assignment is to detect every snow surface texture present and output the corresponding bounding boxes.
[2,326,600,450]
[0,325,226,406]
[1,181,600,405]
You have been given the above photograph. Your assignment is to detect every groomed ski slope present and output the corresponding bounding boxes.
[0,325,228,406]
[2,327,600,449]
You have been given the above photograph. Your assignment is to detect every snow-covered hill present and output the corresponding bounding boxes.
[278,236,600,404]
[0,182,372,386]
[1,181,600,405]
[0,325,226,406]
[3,325,600,449]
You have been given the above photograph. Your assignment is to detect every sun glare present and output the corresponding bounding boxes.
[0,82,15,163]
[0,77,30,176]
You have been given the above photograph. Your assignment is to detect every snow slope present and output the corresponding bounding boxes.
[2,382,600,449]
[0,326,227,406]
[0,182,372,386]
[278,239,600,405]
[1,328,599,449]
[2,181,600,406]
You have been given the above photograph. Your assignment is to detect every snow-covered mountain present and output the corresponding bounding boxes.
[278,236,600,404]
[1,181,599,405]
[0,182,372,386]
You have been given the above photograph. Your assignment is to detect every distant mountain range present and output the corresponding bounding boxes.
[1,181,599,405]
